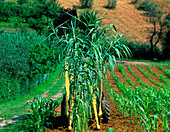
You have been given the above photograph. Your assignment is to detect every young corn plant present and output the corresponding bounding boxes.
[51,11,131,131]
[111,65,170,131]
[158,65,170,77]
[25,96,59,131]
[138,66,169,89]
[146,66,159,78]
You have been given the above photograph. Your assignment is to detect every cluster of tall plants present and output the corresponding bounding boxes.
[15,96,59,132]
[51,10,130,131]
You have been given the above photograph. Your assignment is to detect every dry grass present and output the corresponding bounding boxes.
[58,0,152,44]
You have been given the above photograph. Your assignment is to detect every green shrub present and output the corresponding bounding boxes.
[0,2,21,22]
[138,0,161,17]
[0,33,58,102]
[25,96,59,131]
[121,40,163,60]
[28,42,58,77]
[0,0,4,2]
[17,0,28,5]
[132,0,140,4]
[164,12,170,27]
[0,76,20,102]
[162,30,170,59]
[79,0,93,8]
[23,1,63,34]
[105,0,117,9]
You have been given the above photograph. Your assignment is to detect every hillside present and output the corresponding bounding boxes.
[58,0,170,47]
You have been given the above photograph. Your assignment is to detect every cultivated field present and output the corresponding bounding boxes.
[45,62,170,131]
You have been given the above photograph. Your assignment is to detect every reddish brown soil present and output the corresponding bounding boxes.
[152,67,170,79]
[140,66,162,84]
[130,66,155,86]
[123,66,141,87]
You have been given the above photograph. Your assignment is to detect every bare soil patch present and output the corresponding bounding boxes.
[131,66,156,86]
[152,66,169,78]
[123,66,141,87]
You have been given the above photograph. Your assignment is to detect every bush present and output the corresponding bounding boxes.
[0,2,21,22]
[28,42,58,77]
[162,30,170,59]
[0,0,78,34]
[17,0,28,5]
[164,12,170,27]
[79,0,93,8]
[121,40,163,60]
[0,76,20,102]
[25,96,59,131]
[105,0,117,9]
[23,1,63,34]
[0,33,58,102]
[138,0,161,17]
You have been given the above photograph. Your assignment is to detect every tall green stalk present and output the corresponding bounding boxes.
[51,11,130,131]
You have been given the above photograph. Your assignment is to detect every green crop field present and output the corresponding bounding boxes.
[107,63,170,131]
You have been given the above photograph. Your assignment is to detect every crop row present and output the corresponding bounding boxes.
[108,64,170,132]
[158,65,170,77]
[137,66,170,88]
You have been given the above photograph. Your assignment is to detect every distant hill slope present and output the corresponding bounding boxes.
[57,0,169,47]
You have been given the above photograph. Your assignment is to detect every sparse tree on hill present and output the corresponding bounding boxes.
[161,13,170,59]
[145,5,169,58]
[139,0,169,59]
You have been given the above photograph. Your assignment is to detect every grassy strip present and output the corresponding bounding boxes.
[0,65,64,120]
